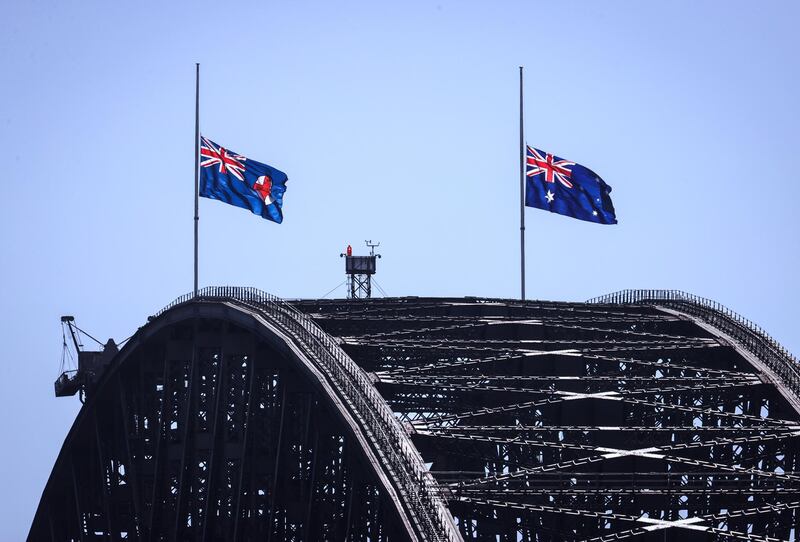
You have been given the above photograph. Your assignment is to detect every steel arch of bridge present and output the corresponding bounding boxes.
[31,287,800,541]
[295,292,800,541]
[31,288,460,542]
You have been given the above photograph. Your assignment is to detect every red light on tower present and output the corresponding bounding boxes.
[346,245,352,257]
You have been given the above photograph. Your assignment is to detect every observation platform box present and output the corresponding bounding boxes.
[345,255,377,275]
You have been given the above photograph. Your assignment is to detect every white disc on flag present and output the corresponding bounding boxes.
[255,175,275,205]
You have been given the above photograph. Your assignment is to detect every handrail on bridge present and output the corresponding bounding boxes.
[587,289,799,402]
[153,286,458,542]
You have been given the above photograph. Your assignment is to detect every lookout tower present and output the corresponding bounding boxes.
[341,240,380,299]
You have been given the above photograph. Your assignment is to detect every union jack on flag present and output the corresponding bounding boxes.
[200,138,247,182]
[526,146,575,188]
[524,145,617,225]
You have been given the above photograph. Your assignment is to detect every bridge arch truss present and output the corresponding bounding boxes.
[31,287,800,541]
[31,288,459,542]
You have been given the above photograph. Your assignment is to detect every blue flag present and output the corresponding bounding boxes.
[525,145,616,224]
[199,137,288,223]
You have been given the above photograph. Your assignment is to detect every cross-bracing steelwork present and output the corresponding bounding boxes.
[31,288,800,541]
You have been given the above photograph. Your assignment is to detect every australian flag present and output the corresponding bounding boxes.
[199,137,288,223]
[525,145,616,225]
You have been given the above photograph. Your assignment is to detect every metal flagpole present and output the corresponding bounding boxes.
[519,66,525,301]
[194,63,200,298]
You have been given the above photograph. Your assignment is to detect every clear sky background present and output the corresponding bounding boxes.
[2,1,799,538]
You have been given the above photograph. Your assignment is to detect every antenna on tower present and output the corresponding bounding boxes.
[340,240,381,299]
[365,239,380,256]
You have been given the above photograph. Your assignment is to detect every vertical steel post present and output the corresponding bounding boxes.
[266,383,289,542]
[173,342,197,541]
[70,459,87,542]
[93,414,115,541]
[118,380,143,536]
[194,63,200,298]
[232,359,256,542]
[148,360,171,540]
[519,66,526,301]
[201,351,226,542]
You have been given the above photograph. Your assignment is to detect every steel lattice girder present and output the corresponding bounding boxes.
[30,298,458,542]
[295,296,800,542]
[31,290,800,541]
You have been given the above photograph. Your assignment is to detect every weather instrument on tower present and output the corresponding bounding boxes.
[340,240,381,299]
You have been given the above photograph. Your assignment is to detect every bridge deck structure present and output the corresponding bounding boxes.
[30,288,800,541]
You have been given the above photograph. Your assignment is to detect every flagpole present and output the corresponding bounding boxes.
[519,66,525,301]
[194,63,200,298]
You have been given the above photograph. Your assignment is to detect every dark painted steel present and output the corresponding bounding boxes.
[33,290,454,541]
[33,288,800,541]
[297,293,800,541]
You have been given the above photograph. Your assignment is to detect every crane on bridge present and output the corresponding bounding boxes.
[55,315,117,401]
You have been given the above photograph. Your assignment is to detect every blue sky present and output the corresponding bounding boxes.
[2,1,799,537]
